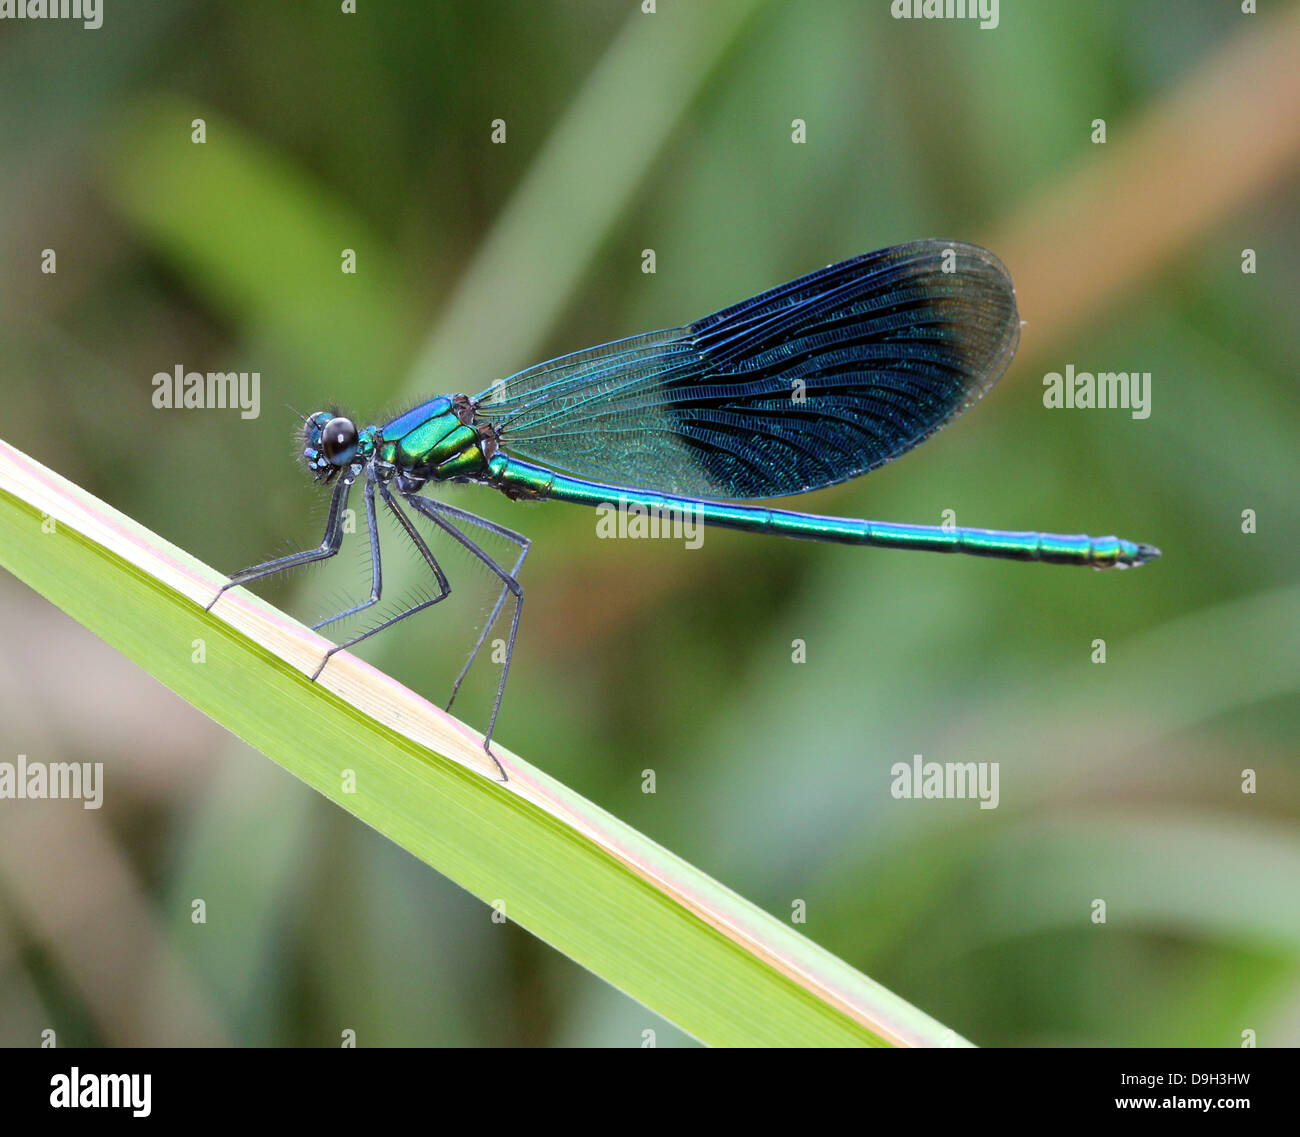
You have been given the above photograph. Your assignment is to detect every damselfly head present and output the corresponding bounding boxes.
[300,410,359,482]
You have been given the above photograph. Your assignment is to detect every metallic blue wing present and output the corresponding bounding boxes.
[472,239,1019,500]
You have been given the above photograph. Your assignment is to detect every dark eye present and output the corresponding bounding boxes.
[321,417,358,464]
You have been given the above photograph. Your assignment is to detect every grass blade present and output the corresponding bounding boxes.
[0,439,969,1047]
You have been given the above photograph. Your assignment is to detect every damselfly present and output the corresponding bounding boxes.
[208,240,1159,779]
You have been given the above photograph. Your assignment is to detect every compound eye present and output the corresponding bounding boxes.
[320,416,358,465]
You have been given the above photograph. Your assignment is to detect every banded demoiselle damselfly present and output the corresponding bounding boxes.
[208,239,1159,779]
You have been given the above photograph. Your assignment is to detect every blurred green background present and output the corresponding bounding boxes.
[1,0,1297,1047]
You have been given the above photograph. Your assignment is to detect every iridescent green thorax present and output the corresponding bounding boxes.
[376,395,492,480]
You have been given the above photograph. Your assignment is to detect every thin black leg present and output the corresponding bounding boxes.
[312,468,383,630]
[401,492,523,780]
[310,480,452,677]
[414,499,530,713]
[307,482,507,759]
[206,473,354,610]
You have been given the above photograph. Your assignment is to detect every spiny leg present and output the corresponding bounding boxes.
[414,498,530,714]
[310,479,452,678]
[206,473,354,611]
[312,467,383,631]
[312,484,515,781]
[402,493,523,778]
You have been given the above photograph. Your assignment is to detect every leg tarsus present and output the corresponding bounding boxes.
[484,741,509,783]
